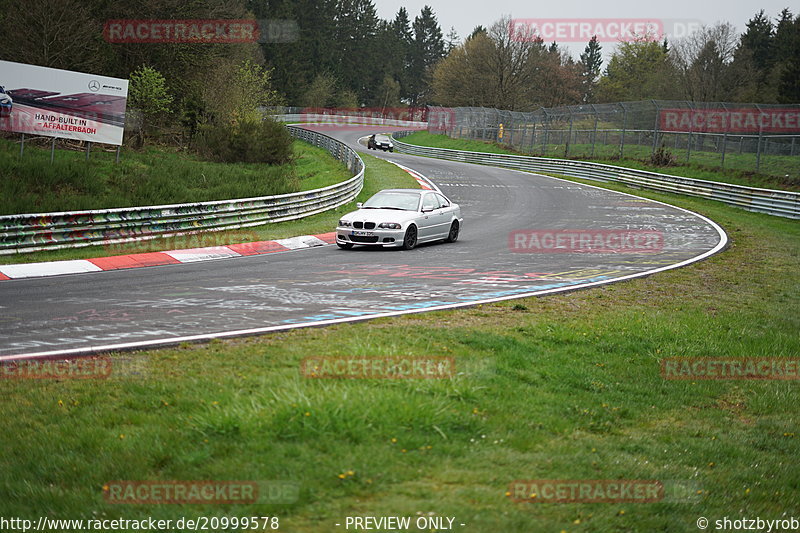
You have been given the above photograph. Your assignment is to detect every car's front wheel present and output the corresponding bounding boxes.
[337,242,354,249]
[445,220,460,243]
[402,225,418,250]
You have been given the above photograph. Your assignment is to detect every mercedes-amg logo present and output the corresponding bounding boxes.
[88,80,100,92]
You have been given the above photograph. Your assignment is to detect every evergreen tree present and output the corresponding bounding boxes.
[776,13,800,103]
[408,5,445,104]
[469,26,488,40]
[579,36,602,102]
[334,0,381,105]
[740,9,775,68]
[390,8,414,102]
[735,9,775,98]
[445,27,460,53]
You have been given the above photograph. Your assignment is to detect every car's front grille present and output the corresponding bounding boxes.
[351,235,379,243]
[352,221,376,230]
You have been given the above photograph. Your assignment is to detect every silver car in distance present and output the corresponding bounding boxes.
[336,189,463,250]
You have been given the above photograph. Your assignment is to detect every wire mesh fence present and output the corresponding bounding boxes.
[427,102,800,178]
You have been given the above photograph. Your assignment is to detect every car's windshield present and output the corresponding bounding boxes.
[362,191,420,211]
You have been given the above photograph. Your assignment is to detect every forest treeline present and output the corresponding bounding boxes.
[0,0,797,136]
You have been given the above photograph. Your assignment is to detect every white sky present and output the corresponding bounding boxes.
[374,0,793,59]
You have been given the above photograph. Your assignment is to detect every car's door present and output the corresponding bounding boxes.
[430,193,453,238]
[417,193,440,240]
[418,192,449,240]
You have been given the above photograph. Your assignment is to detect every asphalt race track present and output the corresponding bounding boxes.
[0,125,727,360]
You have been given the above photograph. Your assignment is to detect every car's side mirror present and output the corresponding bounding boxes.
[421,207,433,213]
[356,202,363,208]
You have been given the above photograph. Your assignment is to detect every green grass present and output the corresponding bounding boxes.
[0,149,416,265]
[0,137,352,216]
[1,159,798,531]
[401,131,800,191]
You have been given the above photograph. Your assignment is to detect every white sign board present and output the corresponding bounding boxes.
[0,60,129,146]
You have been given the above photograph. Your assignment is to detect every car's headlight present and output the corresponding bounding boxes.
[378,222,401,229]
[338,219,352,227]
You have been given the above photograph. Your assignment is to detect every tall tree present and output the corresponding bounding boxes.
[579,36,602,102]
[432,16,581,109]
[408,5,445,104]
[256,0,339,104]
[740,9,775,68]
[388,8,414,102]
[334,0,381,104]
[469,26,488,40]
[776,13,800,103]
[444,26,460,53]
[595,37,679,102]
[734,9,775,99]
[671,23,739,101]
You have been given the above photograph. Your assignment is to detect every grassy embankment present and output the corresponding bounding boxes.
[0,137,416,264]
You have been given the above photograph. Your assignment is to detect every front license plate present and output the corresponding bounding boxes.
[351,231,374,237]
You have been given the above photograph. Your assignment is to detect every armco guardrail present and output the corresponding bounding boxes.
[0,126,364,254]
[391,132,800,219]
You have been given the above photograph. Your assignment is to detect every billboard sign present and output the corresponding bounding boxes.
[0,60,128,145]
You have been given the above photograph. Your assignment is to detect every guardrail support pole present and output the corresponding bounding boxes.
[721,132,728,168]
[619,105,627,159]
[756,128,763,172]
[651,100,660,155]
[19,133,25,157]
[50,138,56,164]
[565,110,573,157]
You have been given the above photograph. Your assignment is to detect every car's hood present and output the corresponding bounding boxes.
[341,208,420,223]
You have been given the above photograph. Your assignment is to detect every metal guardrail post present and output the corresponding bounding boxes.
[591,104,599,158]
[542,109,550,156]
[651,100,660,155]
[619,103,627,159]
[755,104,764,172]
[565,109,574,158]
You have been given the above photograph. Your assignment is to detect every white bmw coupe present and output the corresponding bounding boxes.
[336,189,463,250]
